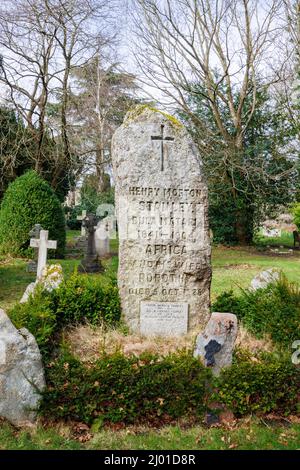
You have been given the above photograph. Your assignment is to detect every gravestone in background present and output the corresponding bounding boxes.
[77,209,87,236]
[26,224,43,273]
[78,213,103,273]
[112,105,211,335]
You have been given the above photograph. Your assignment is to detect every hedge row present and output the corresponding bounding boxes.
[40,349,300,426]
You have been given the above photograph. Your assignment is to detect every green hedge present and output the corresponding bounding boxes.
[41,350,211,425]
[212,276,300,347]
[40,349,300,426]
[9,271,121,352]
[215,353,300,416]
[0,170,66,257]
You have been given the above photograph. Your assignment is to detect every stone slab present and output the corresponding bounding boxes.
[140,301,188,336]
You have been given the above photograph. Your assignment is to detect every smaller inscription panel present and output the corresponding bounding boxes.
[140,301,188,336]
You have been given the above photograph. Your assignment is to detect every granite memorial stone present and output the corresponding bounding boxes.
[0,309,45,426]
[194,312,238,376]
[112,105,211,334]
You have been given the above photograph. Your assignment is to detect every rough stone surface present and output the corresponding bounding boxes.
[20,282,36,304]
[250,269,280,290]
[0,309,45,426]
[112,106,211,333]
[194,312,238,376]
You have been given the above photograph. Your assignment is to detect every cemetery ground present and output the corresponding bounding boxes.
[0,230,299,450]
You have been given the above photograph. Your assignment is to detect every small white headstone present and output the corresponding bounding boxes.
[140,301,188,336]
[30,230,57,279]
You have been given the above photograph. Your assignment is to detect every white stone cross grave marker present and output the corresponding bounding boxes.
[77,210,87,236]
[30,230,57,279]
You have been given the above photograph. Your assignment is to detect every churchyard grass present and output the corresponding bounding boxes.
[0,419,300,450]
[253,231,295,248]
[211,245,300,300]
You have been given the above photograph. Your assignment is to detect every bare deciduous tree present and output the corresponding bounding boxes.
[132,0,296,242]
[0,0,117,195]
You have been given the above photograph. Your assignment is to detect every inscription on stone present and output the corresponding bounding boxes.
[140,302,188,336]
[112,106,212,334]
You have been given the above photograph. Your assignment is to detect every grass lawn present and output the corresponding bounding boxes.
[211,245,300,301]
[254,231,295,248]
[0,419,300,450]
[0,231,300,450]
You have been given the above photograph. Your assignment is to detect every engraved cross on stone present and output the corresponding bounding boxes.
[151,124,174,171]
[30,230,57,279]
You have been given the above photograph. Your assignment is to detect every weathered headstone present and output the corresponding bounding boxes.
[250,268,280,290]
[95,220,110,257]
[0,309,45,426]
[78,213,103,273]
[77,209,87,236]
[95,215,117,257]
[194,312,238,376]
[26,224,43,273]
[30,230,57,279]
[112,105,211,334]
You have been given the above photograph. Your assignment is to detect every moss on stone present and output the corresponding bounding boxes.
[125,104,183,127]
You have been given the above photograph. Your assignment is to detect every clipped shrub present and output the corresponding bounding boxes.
[51,271,121,326]
[40,347,300,426]
[0,170,66,257]
[292,203,300,230]
[8,271,121,352]
[215,353,300,416]
[41,349,211,425]
[9,286,57,352]
[212,276,300,347]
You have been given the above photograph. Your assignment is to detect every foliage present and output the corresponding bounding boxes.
[216,352,300,416]
[40,346,300,425]
[0,170,66,257]
[51,271,120,327]
[0,106,73,203]
[8,271,121,352]
[292,203,300,230]
[180,84,297,244]
[41,349,211,425]
[212,275,300,347]
[0,106,32,200]
[80,174,115,213]
[9,286,57,352]
[65,205,83,230]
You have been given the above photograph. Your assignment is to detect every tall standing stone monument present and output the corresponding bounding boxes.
[112,106,211,335]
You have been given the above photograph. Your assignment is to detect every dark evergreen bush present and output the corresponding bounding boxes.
[215,352,300,416]
[41,349,211,425]
[212,276,300,347]
[0,170,66,257]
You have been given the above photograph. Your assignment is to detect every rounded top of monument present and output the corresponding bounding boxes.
[124,104,183,128]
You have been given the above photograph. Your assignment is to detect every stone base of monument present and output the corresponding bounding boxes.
[26,260,37,273]
[78,255,103,273]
